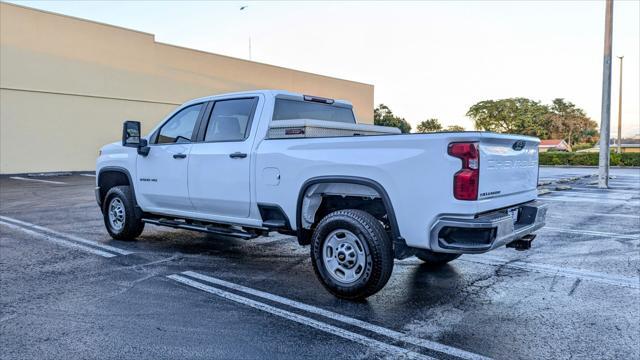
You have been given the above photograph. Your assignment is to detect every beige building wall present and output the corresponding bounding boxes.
[0,3,374,174]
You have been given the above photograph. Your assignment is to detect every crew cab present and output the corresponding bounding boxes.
[96,90,547,299]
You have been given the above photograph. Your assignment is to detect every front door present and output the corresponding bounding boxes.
[188,97,258,218]
[136,103,204,213]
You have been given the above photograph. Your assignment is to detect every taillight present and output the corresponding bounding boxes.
[448,142,479,200]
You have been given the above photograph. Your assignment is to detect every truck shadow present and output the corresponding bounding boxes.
[131,230,470,309]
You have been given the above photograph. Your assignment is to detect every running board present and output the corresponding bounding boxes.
[262,219,287,229]
[142,218,258,240]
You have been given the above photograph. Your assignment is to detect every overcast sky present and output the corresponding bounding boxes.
[9,0,640,136]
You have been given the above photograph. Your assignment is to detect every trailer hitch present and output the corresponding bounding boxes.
[506,234,536,251]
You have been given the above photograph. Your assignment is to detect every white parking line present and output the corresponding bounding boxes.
[461,255,639,289]
[168,274,433,360]
[546,191,634,200]
[589,213,640,220]
[181,271,490,360]
[547,212,640,221]
[563,187,640,195]
[80,174,96,177]
[0,215,132,255]
[9,176,66,185]
[542,196,637,205]
[541,227,639,240]
[0,220,116,258]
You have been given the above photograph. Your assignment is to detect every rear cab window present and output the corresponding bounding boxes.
[204,98,257,142]
[273,98,355,124]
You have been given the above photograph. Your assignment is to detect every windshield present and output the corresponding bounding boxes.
[273,99,356,124]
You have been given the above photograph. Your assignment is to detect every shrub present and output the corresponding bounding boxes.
[539,151,640,166]
[571,143,595,152]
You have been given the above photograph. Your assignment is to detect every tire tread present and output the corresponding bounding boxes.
[103,185,144,240]
[311,209,393,300]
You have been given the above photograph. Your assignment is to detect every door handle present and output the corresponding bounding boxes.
[229,152,247,159]
[173,153,187,159]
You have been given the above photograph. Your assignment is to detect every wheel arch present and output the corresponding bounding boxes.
[295,176,405,254]
[97,167,138,208]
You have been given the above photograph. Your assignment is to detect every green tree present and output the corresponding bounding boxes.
[445,125,466,132]
[374,104,411,133]
[546,98,598,148]
[416,118,442,133]
[466,98,548,136]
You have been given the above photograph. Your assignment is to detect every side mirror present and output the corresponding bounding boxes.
[138,138,150,156]
[122,121,150,156]
[122,121,141,147]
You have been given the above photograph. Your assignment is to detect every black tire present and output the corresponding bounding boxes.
[311,209,393,300]
[102,185,144,240]
[414,249,460,266]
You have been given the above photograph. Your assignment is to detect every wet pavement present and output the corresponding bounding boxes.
[1,167,639,359]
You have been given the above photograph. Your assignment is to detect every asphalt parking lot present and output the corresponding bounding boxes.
[1,167,638,360]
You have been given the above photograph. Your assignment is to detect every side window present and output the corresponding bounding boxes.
[156,104,203,144]
[204,98,257,142]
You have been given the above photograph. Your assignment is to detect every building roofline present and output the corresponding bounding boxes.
[2,1,374,88]
[155,41,374,88]
[1,1,155,37]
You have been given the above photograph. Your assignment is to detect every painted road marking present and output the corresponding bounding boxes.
[9,176,66,185]
[546,191,633,200]
[547,212,639,220]
[589,213,640,219]
[80,174,96,177]
[541,227,639,240]
[181,271,490,360]
[0,215,132,255]
[563,187,640,195]
[541,196,638,205]
[460,255,639,289]
[168,274,434,360]
[0,220,116,258]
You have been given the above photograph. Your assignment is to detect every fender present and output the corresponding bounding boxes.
[96,166,139,208]
[295,176,408,257]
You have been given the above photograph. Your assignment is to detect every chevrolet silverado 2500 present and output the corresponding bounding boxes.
[96,90,547,299]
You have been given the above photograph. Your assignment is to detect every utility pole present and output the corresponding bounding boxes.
[616,55,623,153]
[598,0,614,189]
[240,6,252,60]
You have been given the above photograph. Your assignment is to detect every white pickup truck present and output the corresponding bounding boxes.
[96,90,547,299]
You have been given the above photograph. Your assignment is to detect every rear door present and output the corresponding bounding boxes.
[136,103,204,212]
[478,135,539,202]
[188,97,259,218]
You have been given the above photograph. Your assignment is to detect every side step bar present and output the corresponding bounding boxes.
[142,218,259,240]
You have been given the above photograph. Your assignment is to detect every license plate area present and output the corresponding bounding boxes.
[507,207,520,224]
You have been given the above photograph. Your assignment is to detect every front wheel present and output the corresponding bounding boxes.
[103,185,144,240]
[311,209,394,300]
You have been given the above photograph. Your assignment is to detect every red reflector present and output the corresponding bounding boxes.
[448,142,479,201]
[453,169,479,200]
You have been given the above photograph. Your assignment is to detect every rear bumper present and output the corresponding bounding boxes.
[429,200,547,254]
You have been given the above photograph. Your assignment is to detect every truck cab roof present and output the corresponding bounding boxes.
[182,90,353,109]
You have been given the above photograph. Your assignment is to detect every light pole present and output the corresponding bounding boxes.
[598,0,614,189]
[616,55,623,153]
[240,5,252,60]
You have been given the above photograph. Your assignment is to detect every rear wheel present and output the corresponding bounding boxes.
[311,209,393,300]
[103,185,144,240]
[415,249,460,266]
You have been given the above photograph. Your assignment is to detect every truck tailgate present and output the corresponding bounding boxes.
[477,134,539,205]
